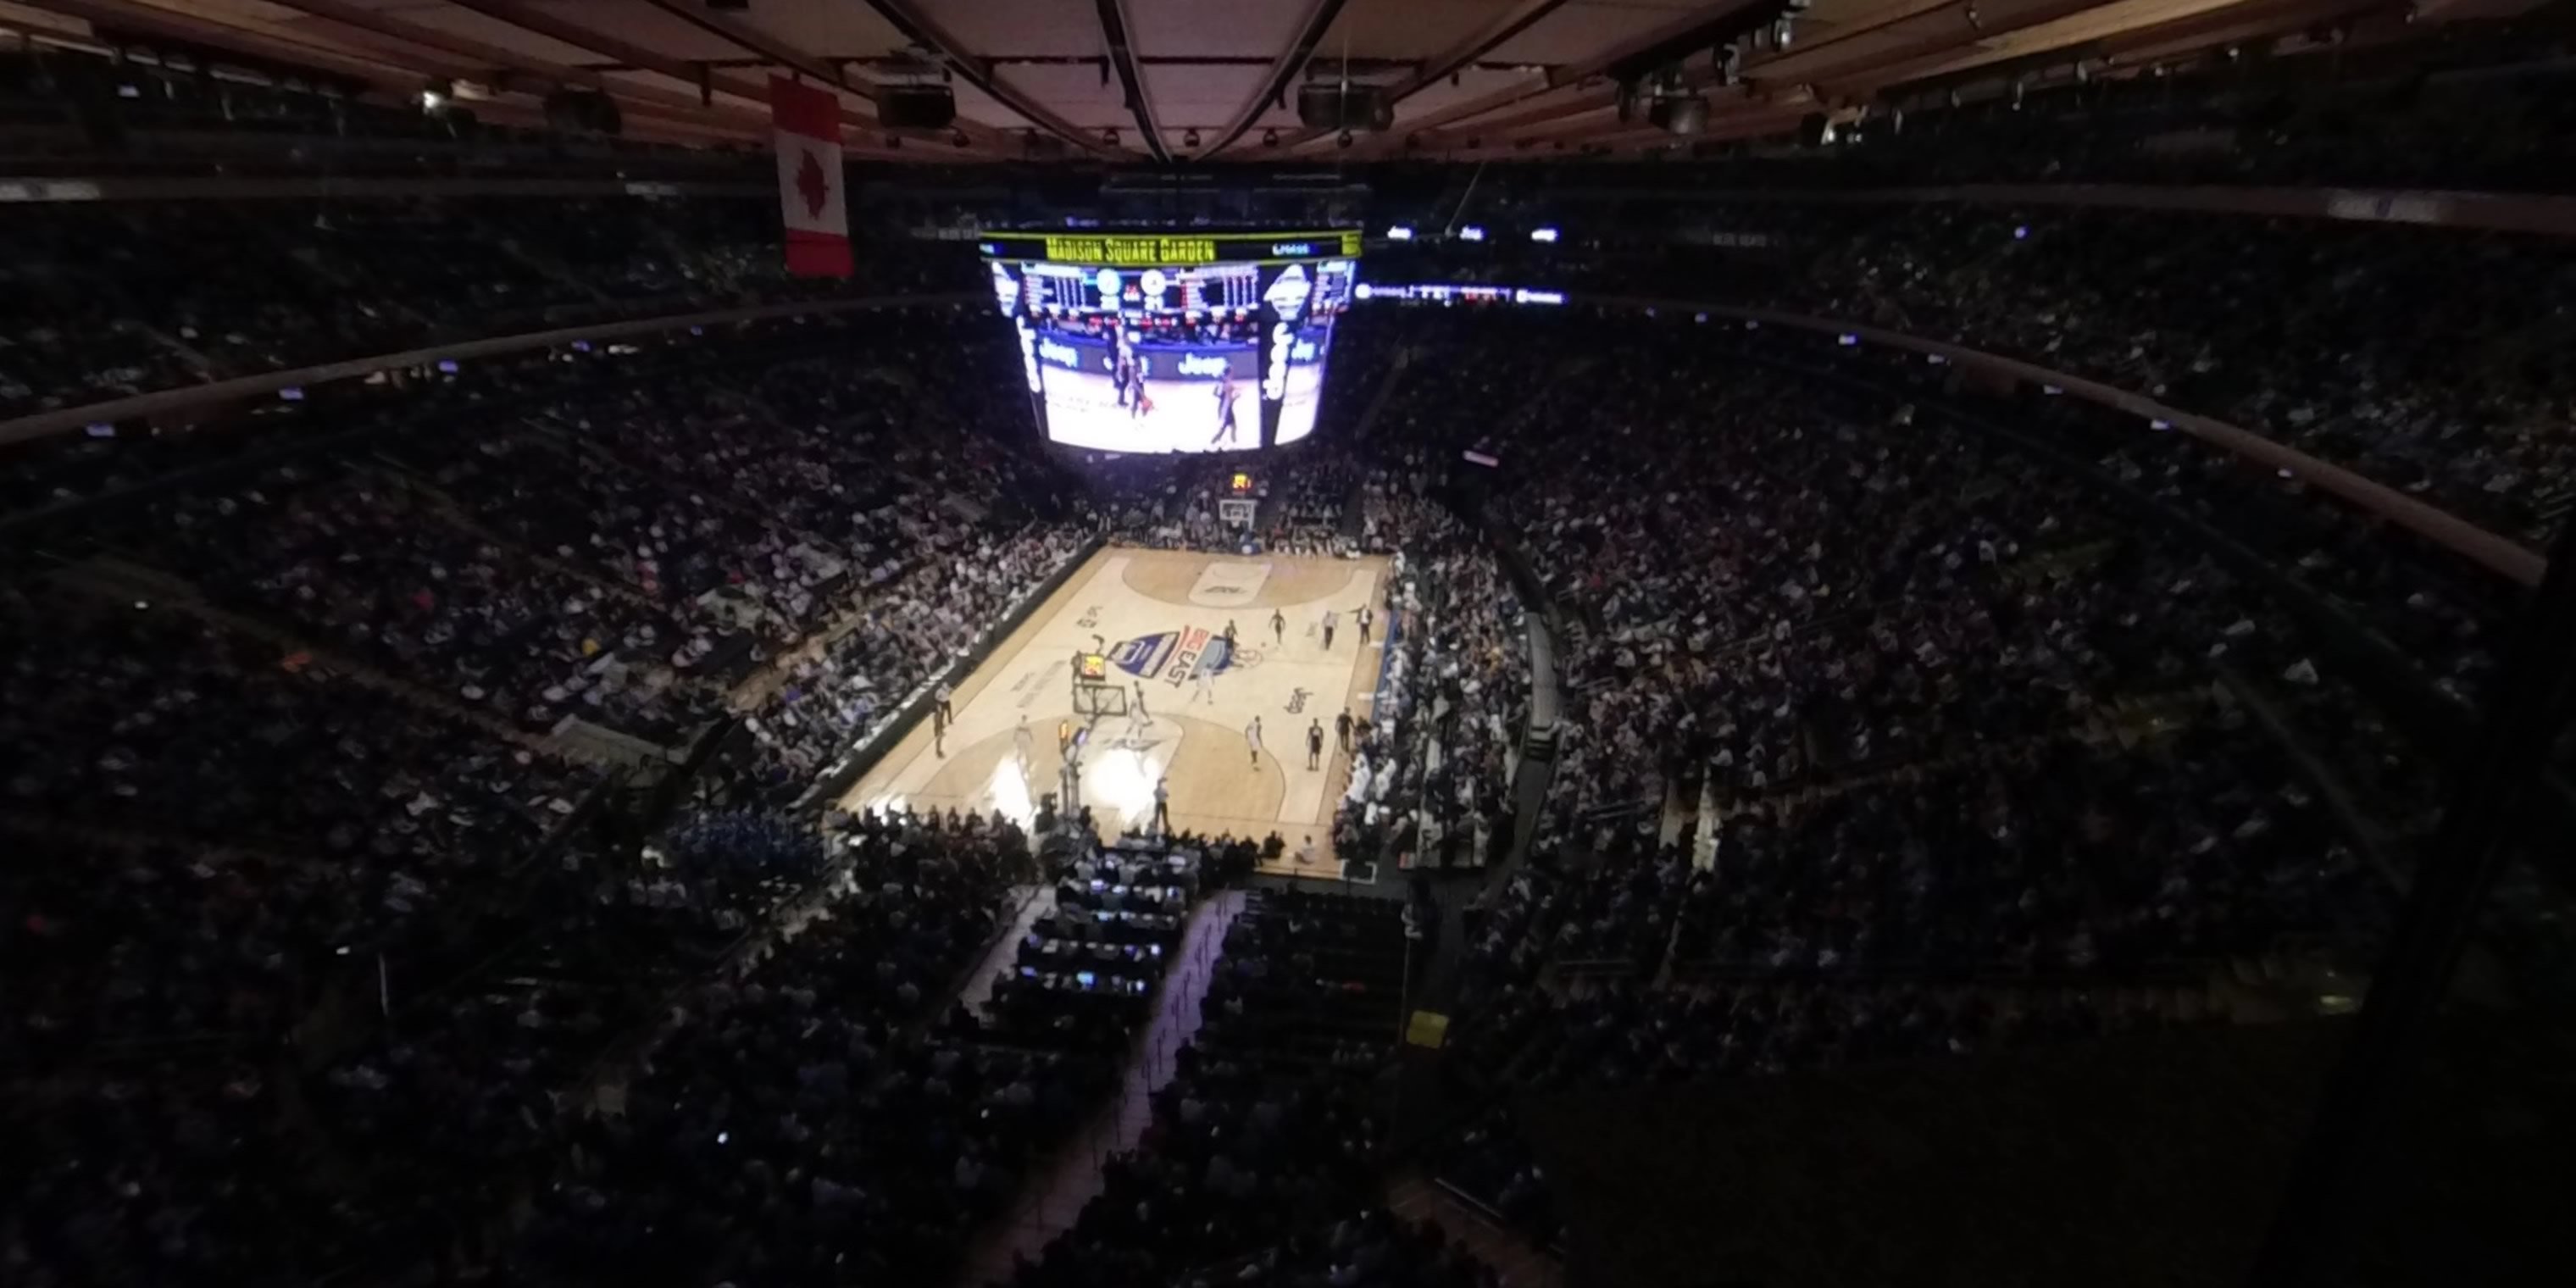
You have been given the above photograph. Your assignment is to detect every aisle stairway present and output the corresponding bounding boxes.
[953,887,1250,1287]
[1386,1171,1564,1288]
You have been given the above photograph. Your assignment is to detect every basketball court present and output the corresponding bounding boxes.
[841,547,1389,879]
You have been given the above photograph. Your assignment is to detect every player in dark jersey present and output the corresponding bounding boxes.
[1111,333,1137,408]
[1209,372,1242,447]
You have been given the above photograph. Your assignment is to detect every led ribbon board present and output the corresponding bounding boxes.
[977,230,1363,266]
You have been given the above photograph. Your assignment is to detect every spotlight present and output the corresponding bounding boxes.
[1183,127,1200,148]
[1262,127,1280,147]
[1102,127,1118,147]
[418,77,452,112]
[1458,225,1485,242]
[1336,129,1352,148]
[1529,226,1558,243]
[1385,225,1414,240]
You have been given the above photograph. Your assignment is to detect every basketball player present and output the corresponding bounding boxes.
[935,680,954,723]
[1192,664,1216,706]
[1270,608,1286,645]
[1245,715,1263,769]
[1112,333,1137,408]
[1132,681,1153,728]
[1014,715,1035,766]
[1321,608,1338,651]
[1208,372,1242,447]
[1152,777,1172,834]
[1306,719,1324,770]
[1356,604,1374,647]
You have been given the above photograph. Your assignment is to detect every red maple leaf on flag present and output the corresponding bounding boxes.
[796,147,830,219]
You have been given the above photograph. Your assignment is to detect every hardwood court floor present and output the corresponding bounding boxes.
[841,547,1389,876]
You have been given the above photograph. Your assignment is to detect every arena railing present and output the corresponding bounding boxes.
[1580,296,2549,589]
[0,290,979,447]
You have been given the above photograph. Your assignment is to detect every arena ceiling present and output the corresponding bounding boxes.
[0,0,2536,162]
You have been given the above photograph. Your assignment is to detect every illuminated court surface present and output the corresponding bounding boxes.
[841,547,1389,878]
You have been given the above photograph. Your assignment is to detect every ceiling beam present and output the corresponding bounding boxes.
[1735,0,1978,85]
[438,0,933,156]
[639,0,850,92]
[1197,0,1346,159]
[1282,0,1778,153]
[1330,78,1603,158]
[1815,0,2279,98]
[1366,0,2227,160]
[630,0,1028,154]
[854,0,1124,159]
[1400,0,1574,97]
[259,0,769,140]
[1093,0,1169,162]
[21,0,430,89]
[2085,0,2390,67]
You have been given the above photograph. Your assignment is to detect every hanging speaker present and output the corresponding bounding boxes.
[1296,82,1393,131]
[879,85,957,130]
[1649,96,1707,136]
[542,88,622,136]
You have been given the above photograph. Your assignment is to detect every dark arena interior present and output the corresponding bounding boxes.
[8,2,2576,1285]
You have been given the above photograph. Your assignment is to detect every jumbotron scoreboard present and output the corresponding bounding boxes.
[982,230,1362,455]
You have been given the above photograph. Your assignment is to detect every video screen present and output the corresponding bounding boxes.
[1267,259,1354,447]
[1033,314,1261,453]
[986,250,1358,454]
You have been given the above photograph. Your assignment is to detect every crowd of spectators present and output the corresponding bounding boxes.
[0,196,953,417]
[747,521,1091,784]
[12,306,1091,768]
[0,250,1135,1284]
[1334,460,1529,873]
[1,585,598,1076]
[1320,306,2437,1242]
[1177,1208,1507,1288]
[1375,200,2574,559]
[119,459,724,738]
[1430,974,2204,1252]
[6,788,1012,1287]
[1752,203,2576,545]
[511,807,1032,1287]
[16,86,2563,1283]
[1080,446,1366,556]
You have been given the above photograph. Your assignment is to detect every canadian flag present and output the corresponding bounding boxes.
[769,76,851,278]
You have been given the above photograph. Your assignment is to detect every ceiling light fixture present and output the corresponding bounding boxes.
[1262,128,1280,147]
